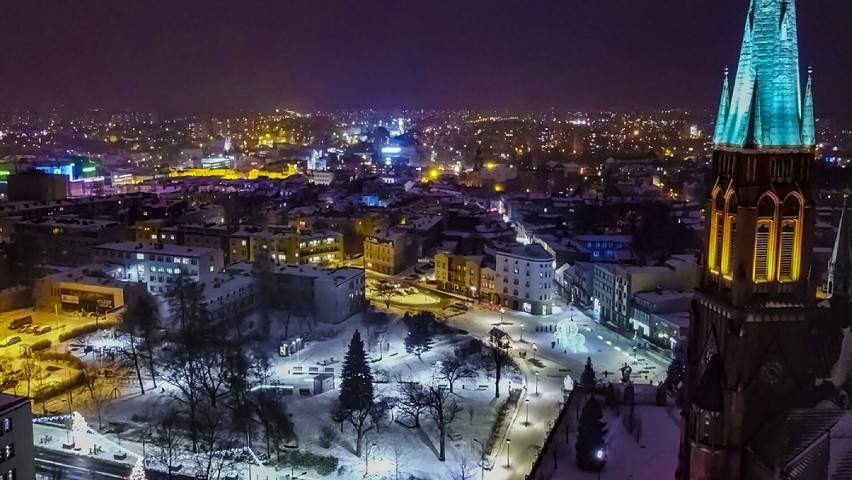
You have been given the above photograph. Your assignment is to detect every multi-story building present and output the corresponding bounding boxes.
[592,264,616,324]
[434,253,483,299]
[495,244,554,315]
[567,234,634,263]
[479,259,498,305]
[33,264,128,313]
[250,228,343,266]
[611,255,698,329]
[364,230,418,275]
[93,242,224,294]
[200,273,255,326]
[14,216,128,266]
[631,289,694,351]
[228,262,366,324]
[0,394,35,480]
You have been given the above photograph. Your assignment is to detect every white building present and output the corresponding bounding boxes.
[495,243,555,315]
[0,394,35,480]
[228,262,366,324]
[93,242,224,294]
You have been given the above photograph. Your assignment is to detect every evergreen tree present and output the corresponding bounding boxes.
[665,348,686,390]
[576,396,607,471]
[580,356,597,387]
[404,312,435,360]
[339,330,374,411]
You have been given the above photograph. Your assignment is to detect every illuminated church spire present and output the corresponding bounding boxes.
[713,68,730,142]
[713,0,811,149]
[827,192,851,298]
[802,67,816,146]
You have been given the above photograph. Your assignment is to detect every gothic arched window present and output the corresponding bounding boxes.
[722,191,738,277]
[778,193,803,281]
[754,194,778,282]
[709,187,725,273]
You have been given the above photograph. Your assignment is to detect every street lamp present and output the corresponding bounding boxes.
[525,398,530,426]
[520,325,524,342]
[595,448,606,480]
[506,438,511,468]
[500,306,505,326]
[365,442,377,475]
[535,371,539,395]
[533,343,538,359]
[473,438,485,480]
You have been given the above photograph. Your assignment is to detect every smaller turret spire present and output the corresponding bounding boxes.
[827,190,851,298]
[712,67,731,144]
[802,67,816,147]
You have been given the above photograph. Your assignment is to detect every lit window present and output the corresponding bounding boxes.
[136,253,144,260]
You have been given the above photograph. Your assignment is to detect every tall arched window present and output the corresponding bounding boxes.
[722,191,738,277]
[778,193,803,281]
[754,194,778,282]
[708,187,725,273]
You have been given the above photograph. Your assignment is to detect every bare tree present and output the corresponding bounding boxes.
[437,352,477,393]
[449,453,479,480]
[389,442,410,480]
[371,279,401,309]
[396,378,430,429]
[121,287,162,392]
[195,402,241,480]
[426,385,463,462]
[485,335,512,399]
[82,365,112,431]
[20,356,42,397]
[152,408,185,479]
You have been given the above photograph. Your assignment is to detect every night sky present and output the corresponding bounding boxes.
[2,0,851,117]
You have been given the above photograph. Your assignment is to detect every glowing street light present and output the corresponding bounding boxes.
[525,398,530,426]
[500,306,505,326]
[506,438,511,468]
[520,325,524,342]
[535,371,539,395]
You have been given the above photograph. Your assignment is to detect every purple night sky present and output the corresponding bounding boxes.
[2,0,850,117]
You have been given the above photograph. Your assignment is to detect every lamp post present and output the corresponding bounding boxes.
[535,371,539,395]
[525,398,530,426]
[506,438,511,468]
[533,343,538,359]
[520,325,524,342]
[500,306,505,326]
[473,438,485,480]
[365,442,377,476]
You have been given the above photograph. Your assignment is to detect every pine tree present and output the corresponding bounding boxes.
[580,356,597,387]
[576,396,607,471]
[339,330,374,411]
[665,349,686,390]
[404,312,435,360]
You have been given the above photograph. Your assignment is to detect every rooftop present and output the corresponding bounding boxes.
[498,243,554,261]
[94,241,220,257]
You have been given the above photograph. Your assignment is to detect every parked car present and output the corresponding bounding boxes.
[21,324,37,334]
[452,302,469,311]
[2,336,22,347]
[404,274,420,281]
[35,325,52,335]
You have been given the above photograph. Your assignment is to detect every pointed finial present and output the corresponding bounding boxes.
[808,66,813,76]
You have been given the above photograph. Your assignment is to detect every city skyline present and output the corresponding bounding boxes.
[3,0,852,118]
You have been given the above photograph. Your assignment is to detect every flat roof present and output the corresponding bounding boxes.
[227,261,363,284]
[17,215,120,231]
[498,243,553,261]
[634,289,695,303]
[94,241,220,257]
[0,393,31,413]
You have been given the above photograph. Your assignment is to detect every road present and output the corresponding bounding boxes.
[452,300,670,480]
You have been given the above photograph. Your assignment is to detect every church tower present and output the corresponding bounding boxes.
[679,1,818,479]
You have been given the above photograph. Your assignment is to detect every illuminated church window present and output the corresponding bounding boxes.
[778,194,802,282]
[722,192,737,277]
[754,194,778,282]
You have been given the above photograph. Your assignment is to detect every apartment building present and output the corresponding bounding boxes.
[495,244,555,315]
[14,216,127,266]
[364,230,418,275]
[0,394,34,480]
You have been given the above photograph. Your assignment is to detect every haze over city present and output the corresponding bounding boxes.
[2,2,852,480]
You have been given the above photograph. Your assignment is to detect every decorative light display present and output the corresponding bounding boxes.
[554,320,586,353]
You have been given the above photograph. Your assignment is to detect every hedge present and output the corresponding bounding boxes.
[484,389,520,457]
[57,319,118,343]
[32,371,85,403]
[30,339,52,352]
[280,450,338,476]
[36,351,84,370]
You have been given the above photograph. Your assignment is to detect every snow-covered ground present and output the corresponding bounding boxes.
[28,281,675,480]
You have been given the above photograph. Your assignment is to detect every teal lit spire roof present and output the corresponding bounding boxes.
[712,0,815,149]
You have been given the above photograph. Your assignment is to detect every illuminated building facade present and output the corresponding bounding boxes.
[679,1,821,479]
